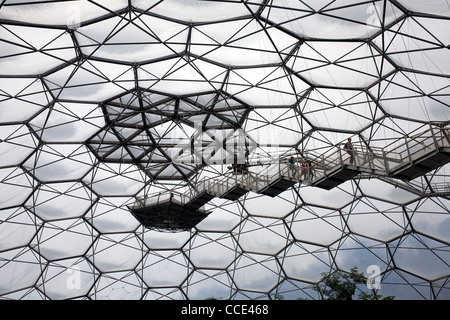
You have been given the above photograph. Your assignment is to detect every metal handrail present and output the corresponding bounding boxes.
[130,124,450,211]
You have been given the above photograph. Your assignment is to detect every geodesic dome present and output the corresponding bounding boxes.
[0,0,450,300]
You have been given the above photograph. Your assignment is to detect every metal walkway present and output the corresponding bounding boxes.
[128,124,450,230]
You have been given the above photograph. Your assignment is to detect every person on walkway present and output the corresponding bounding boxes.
[306,160,315,180]
[301,159,307,180]
[343,138,354,165]
[288,156,298,177]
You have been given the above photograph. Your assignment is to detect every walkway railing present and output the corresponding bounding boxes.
[427,182,450,195]
[131,123,450,211]
[129,190,189,210]
[382,125,450,174]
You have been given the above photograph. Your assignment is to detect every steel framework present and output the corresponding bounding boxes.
[0,0,449,300]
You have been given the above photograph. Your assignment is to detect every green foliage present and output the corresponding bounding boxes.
[312,267,365,300]
[209,268,395,301]
[274,293,284,300]
[358,292,395,300]
[312,267,394,301]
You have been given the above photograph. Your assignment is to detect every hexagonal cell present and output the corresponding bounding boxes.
[370,71,450,123]
[141,250,192,288]
[191,18,299,67]
[183,269,233,300]
[0,125,36,167]
[298,183,358,209]
[76,14,187,63]
[389,234,450,281]
[44,61,134,101]
[234,216,290,255]
[29,182,92,221]
[375,17,450,75]
[243,191,298,218]
[24,144,94,182]
[29,102,105,143]
[357,178,419,205]
[0,167,34,209]
[231,253,280,293]
[380,268,436,300]
[344,197,408,242]
[138,57,226,96]
[280,242,331,282]
[0,77,50,122]
[288,206,345,246]
[35,218,97,261]
[227,66,309,106]
[300,88,381,132]
[289,41,395,88]
[195,201,243,232]
[143,230,191,250]
[0,25,76,76]
[0,248,42,295]
[91,197,140,233]
[90,233,143,273]
[260,1,402,39]
[188,233,237,269]
[93,271,143,300]
[41,258,95,300]
[87,163,145,196]
[0,207,41,251]
[406,197,450,243]
[333,235,390,273]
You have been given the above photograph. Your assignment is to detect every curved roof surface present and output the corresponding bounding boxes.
[0,0,449,300]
